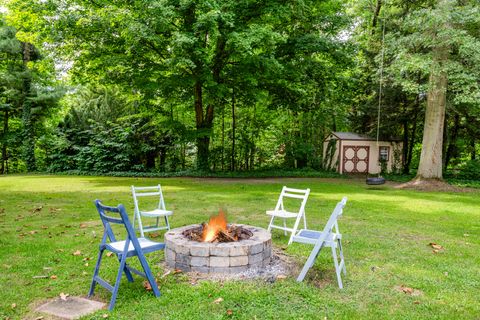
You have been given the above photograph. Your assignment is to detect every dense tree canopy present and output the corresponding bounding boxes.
[0,0,479,179]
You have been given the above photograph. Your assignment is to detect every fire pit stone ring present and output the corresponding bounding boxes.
[164,224,272,274]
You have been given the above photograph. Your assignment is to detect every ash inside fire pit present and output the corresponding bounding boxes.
[183,224,253,242]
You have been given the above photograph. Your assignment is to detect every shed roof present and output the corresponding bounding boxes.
[329,132,402,142]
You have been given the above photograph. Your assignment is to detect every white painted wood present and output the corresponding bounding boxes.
[266,186,310,245]
[293,197,347,288]
[132,184,173,237]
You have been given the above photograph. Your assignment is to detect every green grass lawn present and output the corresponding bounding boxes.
[1,175,479,319]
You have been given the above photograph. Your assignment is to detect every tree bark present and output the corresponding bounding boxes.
[21,42,36,172]
[194,81,213,171]
[1,110,8,174]
[230,87,236,171]
[416,45,448,180]
[444,113,460,170]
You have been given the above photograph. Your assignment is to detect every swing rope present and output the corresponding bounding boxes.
[367,2,387,186]
[376,18,386,150]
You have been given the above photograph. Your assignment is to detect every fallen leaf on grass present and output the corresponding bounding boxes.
[226,309,233,316]
[35,316,44,320]
[149,232,160,238]
[11,303,16,309]
[429,242,444,250]
[82,257,91,261]
[173,269,182,274]
[60,292,69,301]
[213,297,224,304]
[31,206,43,213]
[29,230,38,235]
[102,314,109,318]
[33,275,49,279]
[84,263,89,267]
[395,285,423,297]
[73,250,82,256]
[143,281,152,291]
[106,252,114,257]
[80,223,87,228]
[161,270,171,278]
[50,275,58,279]
[49,207,61,213]
[41,226,48,229]
[276,275,287,280]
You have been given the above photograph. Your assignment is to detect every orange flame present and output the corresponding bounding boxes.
[202,209,228,242]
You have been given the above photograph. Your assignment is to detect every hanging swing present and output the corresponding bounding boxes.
[366,10,387,186]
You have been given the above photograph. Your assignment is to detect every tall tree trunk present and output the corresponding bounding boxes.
[405,104,419,174]
[194,81,213,171]
[416,44,448,180]
[372,0,382,32]
[1,110,8,174]
[230,88,236,171]
[221,105,225,171]
[444,113,460,170]
[21,42,36,172]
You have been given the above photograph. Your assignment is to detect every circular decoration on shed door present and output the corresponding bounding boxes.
[342,146,370,173]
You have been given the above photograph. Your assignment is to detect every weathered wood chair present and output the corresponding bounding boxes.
[89,200,165,310]
[266,186,310,245]
[293,197,347,288]
[131,184,173,237]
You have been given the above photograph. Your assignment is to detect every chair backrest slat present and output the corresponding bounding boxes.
[320,197,347,237]
[274,186,310,214]
[134,191,161,197]
[283,192,308,199]
[133,186,160,191]
[95,200,140,247]
[284,187,310,194]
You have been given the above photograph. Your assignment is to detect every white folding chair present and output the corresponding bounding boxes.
[131,185,173,237]
[266,186,310,245]
[293,197,347,288]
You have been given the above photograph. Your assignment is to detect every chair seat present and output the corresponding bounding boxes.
[292,229,341,246]
[106,237,166,257]
[139,209,173,217]
[266,209,299,218]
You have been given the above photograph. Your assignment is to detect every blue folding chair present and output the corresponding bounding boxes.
[293,197,347,288]
[88,200,165,310]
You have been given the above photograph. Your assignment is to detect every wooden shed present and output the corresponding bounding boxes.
[323,132,403,174]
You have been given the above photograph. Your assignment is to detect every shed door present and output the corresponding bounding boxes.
[342,146,369,173]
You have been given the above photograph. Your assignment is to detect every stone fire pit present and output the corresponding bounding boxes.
[165,224,272,274]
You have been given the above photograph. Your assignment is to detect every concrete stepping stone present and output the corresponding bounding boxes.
[35,296,105,319]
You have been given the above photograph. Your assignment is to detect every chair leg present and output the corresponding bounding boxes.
[283,219,287,236]
[122,261,134,283]
[338,239,346,275]
[303,213,307,229]
[297,242,325,282]
[136,252,161,298]
[88,248,105,297]
[136,212,145,238]
[331,245,343,289]
[109,253,128,310]
[165,216,170,230]
[267,215,275,232]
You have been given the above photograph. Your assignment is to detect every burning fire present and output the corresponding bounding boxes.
[202,209,228,242]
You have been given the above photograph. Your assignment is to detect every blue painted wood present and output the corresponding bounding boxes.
[88,200,165,310]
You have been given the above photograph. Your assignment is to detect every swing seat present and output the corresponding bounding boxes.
[366,177,386,185]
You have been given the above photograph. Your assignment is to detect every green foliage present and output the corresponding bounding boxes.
[452,159,480,180]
